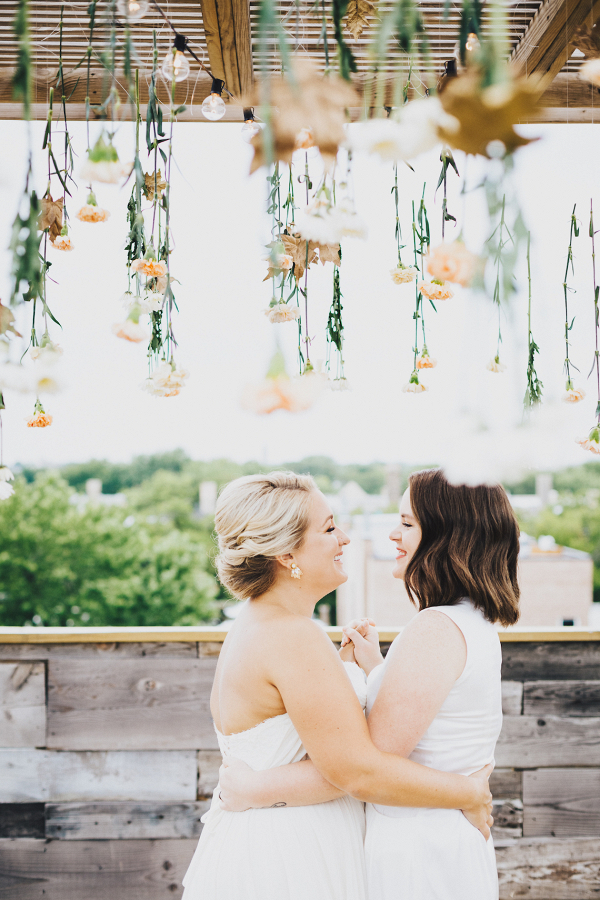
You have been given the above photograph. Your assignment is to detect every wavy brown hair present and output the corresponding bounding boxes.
[403,468,520,627]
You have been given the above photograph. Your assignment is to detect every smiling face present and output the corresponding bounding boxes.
[289,491,350,597]
[389,487,422,581]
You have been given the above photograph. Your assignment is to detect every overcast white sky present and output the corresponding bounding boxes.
[0,118,599,479]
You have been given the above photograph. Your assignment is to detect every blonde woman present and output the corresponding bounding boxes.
[182,472,493,900]
[219,469,520,900]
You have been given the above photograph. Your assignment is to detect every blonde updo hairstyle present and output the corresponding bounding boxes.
[215,471,318,600]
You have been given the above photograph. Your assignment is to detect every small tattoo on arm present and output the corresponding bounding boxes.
[270,801,287,808]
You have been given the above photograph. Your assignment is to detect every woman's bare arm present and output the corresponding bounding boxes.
[367,610,466,757]
[261,616,488,816]
[220,756,345,810]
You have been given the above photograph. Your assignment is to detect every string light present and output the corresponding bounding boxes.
[241,108,261,142]
[202,78,226,120]
[161,34,190,83]
[116,0,149,19]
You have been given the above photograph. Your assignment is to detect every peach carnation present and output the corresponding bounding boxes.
[563,385,585,403]
[265,303,300,323]
[426,242,478,287]
[416,350,437,369]
[131,258,168,278]
[390,265,419,285]
[51,235,74,252]
[295,128,315,150]
[76,200,110,223]
[142,361,189,397]
[418,280,454,301]
[112,320,148,343]
[578,426,600,454]
[27,407,53,428]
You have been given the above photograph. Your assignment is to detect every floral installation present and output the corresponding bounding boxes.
[524,232,543,408]
[76,191,110,223]
[416,347,437,369]
[563,383,585,403]
[391,264,418,284]
[487,356,507,373]
[402,371,428,393]
[561,205,580,410]
[417,280,455,301]
[0,467,14,501]
[80,132,130,184]
[242,349,324,415]
[142,360,189,397]
[26,399,52,428]
[51,226,74,252]
[242,59,359,172]
[580,201,600,455]
[112,312,149,344]
[349,99,458,162]
[426,241,478,287]
[265,301,301,323]
[578,426,600,455]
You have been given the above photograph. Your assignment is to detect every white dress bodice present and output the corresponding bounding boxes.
[182,661,368,900]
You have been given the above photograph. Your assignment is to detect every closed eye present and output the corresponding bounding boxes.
[326,525,336,533]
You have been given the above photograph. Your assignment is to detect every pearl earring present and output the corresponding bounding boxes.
[291,563,303,579]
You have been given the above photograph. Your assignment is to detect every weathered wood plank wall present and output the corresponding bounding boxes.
[0,633,599,900]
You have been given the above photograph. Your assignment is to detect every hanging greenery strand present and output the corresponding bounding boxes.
[435,147,459,239]
[327,247,346,385]
[562,204,580,394]
[524,231,543,408]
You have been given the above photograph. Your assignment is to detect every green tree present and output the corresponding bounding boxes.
[0,472,218,626]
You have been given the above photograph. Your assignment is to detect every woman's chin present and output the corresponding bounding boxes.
[391,561,406,580]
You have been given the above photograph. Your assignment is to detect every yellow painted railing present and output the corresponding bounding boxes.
[0,625,599,643]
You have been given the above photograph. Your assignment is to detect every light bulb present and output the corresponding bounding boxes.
[241,119,261,142]
[161,50,190,83]
[202,92,226,121]
[117,0,149,18]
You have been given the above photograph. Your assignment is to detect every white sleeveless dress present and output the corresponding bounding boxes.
[182,662,368,900]
[365,599,501,900]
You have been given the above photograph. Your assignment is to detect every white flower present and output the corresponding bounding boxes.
[350,99,458,162]
[142,361,189,397]
[146,292,165,312]
[0,363,32,393]
[402,380,428,393]
[296,198,367,244]
[0,481,14,500]
[29,343,62,364]
[390,265,419,284]
[296,200,340,244]
[112,320,148,343]
[486,357,507,373]
[579,59,600,88]
[80,159,131,184]
[121,292,163,315]
[0,466,14,482]
[34,373,61,394]
[265,303,301,323]
[329,377,351,391]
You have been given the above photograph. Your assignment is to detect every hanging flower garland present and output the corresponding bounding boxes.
[402,188,437,394]
[524,231,543,408]
[561,205,583,402]
[578,201,600,454]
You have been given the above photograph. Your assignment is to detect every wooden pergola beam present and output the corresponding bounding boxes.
[198,0,253,98]
[511,0,600,80]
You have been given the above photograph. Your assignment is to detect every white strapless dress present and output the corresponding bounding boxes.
[182,662,367,900]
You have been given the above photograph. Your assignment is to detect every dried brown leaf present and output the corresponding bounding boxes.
[317,243,341,265]
[243,60,359,173]
[346,0,375,41]
[281,233,319,281]
[38,195,64,242]
[438,74,540,157]
[143,170,166,201]
[0,301,21,337]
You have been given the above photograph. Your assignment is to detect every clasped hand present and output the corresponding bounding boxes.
[339,617,384,675]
